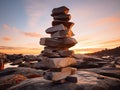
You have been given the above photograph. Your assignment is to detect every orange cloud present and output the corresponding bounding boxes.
[89,16,120,28]
[23,32,40,38]
[0,46,42,54]
[100,39,120,45]
[74,48,103,54]
[98,39,120,48]
[2,36,12,41]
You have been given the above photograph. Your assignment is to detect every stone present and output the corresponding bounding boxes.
[66,75,78,83]
[80,67,120,79]
[51,6,69,16]
[40,37,77,48]
[45,24,67,34]
[0,59,4,70]
[51,30,74,38]
[58,50,74,57]
[52,20,74,29]
[71,68,77,75]
[41,57,76,68]
[53,14,71,21]
[7,54,23,62]
[44,67,74,81]
[0,74,27,90]
[0,53,7,70]
[0,67,44,78]
[41,47,73,57]
[49,67,77,73]
[41,49,60,58]
[44,46,68,51]
[10,58,23,65]
[31,62,49,69]
[23,55,39,62]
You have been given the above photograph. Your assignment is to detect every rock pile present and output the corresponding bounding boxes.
[39,6,78,82]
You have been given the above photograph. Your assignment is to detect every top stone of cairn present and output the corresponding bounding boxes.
[51,6,69,16]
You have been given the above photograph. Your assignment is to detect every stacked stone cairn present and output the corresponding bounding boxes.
[40,6,78,82]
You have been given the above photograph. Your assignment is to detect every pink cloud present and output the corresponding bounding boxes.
[23,32,40,38]
[2,36,12,41]
[2,24,10,30]
[89,16,120,28]
[26,0,46,28]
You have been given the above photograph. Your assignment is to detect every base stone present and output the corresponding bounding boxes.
[44,67,76,81]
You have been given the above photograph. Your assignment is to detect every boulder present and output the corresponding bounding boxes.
[51,6,69,16]
[8,71,120,90]
[10,58,23,65]
[0,74,27,90]
[40,38,77,48]
[0,59,4,70]
[72,54,108,69]
[0,53,7,70]
[41,57,76,68]
[7,54,23,62]
[0,67,44,78]
[52,20,74,29]
[23,55,38,62]
[53,14,71,21]
[80,67,120,79]
[45,24,67,34]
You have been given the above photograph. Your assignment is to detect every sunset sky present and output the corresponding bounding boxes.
[0,0,120,54]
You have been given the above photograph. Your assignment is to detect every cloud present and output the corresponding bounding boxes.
[2,24,41,38]
[25,0,47,28]
[2,24,10,30]
[98,39,120,48]
[89,16,120,28]
[74,48,103,54]
[2,24,22,33]
[0,46,41,54]
[2,36,12,41]
[0,46,23,50]
[23,32,40,38]
[100,39,120,45]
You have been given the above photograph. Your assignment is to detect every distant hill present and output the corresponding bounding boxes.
[88,46,120,57]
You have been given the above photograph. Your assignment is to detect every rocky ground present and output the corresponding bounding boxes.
[0,53,120,90]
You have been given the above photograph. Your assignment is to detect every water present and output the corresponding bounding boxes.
[4,63,18,69]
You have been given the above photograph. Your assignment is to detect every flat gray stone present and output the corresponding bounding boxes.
[52,20,74,29]
[46,24,67,34]
[40,38,77,48]
[51,6,69,16]
[53,14,71,21]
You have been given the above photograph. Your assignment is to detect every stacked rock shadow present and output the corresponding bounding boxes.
[40,6,78,82]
